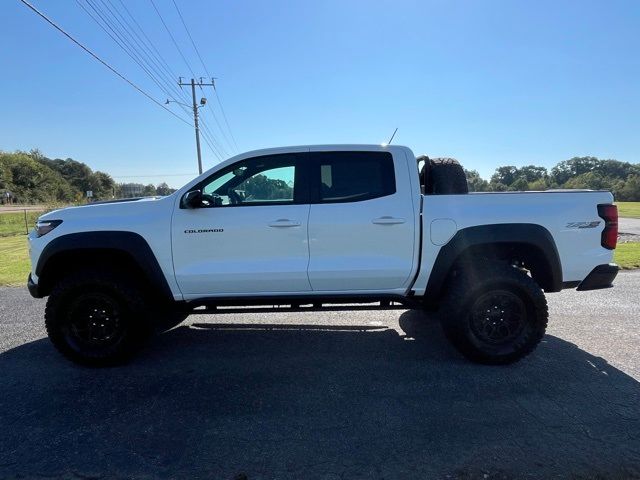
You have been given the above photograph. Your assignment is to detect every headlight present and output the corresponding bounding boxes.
[35,220,62,237]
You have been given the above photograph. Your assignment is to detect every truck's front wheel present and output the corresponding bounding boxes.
[440,264,548,364]
[45,271,149,366]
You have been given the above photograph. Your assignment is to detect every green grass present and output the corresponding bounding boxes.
[0,235,30,286]
[614,242,640,270]
[0,233,639,287]
[0,211,42,237]
[617,202,640,219]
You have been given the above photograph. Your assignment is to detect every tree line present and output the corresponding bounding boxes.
[1,150,639,204]
[465,156,640,200]
[0,150,176,204]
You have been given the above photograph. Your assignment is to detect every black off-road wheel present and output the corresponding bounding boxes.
[45,270,151,366]
[424,157,469,195]
[440,264,548,365]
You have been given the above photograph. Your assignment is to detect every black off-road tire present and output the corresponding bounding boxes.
[425,157,469,195]
[440,263,548,365]
[45,270,151,366]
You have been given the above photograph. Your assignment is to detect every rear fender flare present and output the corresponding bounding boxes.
[423,223,562,302]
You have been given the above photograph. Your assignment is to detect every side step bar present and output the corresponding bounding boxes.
[182,294,423,315]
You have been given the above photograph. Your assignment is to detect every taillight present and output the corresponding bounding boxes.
[597,204,618,250]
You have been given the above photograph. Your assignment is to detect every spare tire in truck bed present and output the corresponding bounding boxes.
[419,156,469,195]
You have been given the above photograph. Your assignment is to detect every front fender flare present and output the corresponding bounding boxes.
[36,231,173,301]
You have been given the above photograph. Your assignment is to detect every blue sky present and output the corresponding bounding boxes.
[1,0,639,186]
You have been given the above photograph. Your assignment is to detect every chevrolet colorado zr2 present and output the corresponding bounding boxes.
[27,145,619,366]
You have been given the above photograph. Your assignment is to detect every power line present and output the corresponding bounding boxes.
[115,0,184,90]
[81,0,186,105]
[100,0,192,107]
[211,83,239,152]
[85,0,226,164]
[97,0,211,160]
[197,111,228,157]
[76,0,177,102]
[171,0,239,152]
[199,112,227,154]
[18,0,193,127]
[197,92,233,154]
[147,0,231,160]
[105,0,179,84]
[199,120,227,157]
[95,0,180,92]
[171,0,209,79]
[75,0,201,139]
[78,0,226,166]
[199,125,226,161]
[148,0,196,78]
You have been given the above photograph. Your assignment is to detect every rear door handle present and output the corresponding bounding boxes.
[372,216,406,225]
[268,219,301,228]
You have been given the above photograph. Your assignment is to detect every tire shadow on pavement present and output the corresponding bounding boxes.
[0,310,639,480]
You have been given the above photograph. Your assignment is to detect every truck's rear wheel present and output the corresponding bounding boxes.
[440,264,548,364]
[45,270,149,366]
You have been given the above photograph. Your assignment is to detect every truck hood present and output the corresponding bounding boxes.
[38,196,171,222]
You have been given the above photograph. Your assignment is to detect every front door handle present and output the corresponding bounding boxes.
[268,219,301,228]
[372,216,406,225]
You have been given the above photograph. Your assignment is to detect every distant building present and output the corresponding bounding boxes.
[118,183,145,198]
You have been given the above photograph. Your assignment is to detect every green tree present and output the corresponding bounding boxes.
[551,157,600,185]
[0,151,76,203]
[527,178,549,191]
[491,166,519,186]
[91,171,116,199]
[241,174,292,200]
[465,169,488,192]
[563,172,611,190]
[510,177,529,191]
[488,182,508,192]
[613,175,640,201]
[518,165,548,182]
[0,160,13,190]
[142,184,157,196]
[156,182,175,196]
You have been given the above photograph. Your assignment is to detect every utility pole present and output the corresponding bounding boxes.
[177,77,215,174]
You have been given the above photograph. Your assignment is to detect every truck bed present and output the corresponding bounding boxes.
[411,190,615,295]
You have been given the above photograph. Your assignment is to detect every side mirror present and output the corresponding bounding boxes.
[181,190,203,209]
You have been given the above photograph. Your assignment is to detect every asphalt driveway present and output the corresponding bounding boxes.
[620,217,640,236]
[0,272,639,479]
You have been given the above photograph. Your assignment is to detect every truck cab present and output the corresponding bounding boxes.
[172,145,419,298]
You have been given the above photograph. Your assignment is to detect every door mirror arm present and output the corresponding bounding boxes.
[181,190,203,209]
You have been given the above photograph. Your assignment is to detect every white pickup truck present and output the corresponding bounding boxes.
[27,145,619,366]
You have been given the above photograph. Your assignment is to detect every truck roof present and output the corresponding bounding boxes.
[227,144,409,159]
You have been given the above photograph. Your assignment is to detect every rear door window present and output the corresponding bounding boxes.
[311,151,396,203]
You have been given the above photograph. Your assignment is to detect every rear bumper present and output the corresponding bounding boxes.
[27,273,43,298]
[576,263,619,291]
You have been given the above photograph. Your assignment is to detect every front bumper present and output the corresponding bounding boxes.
[576,263,619,291]
[27,273,43,298]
